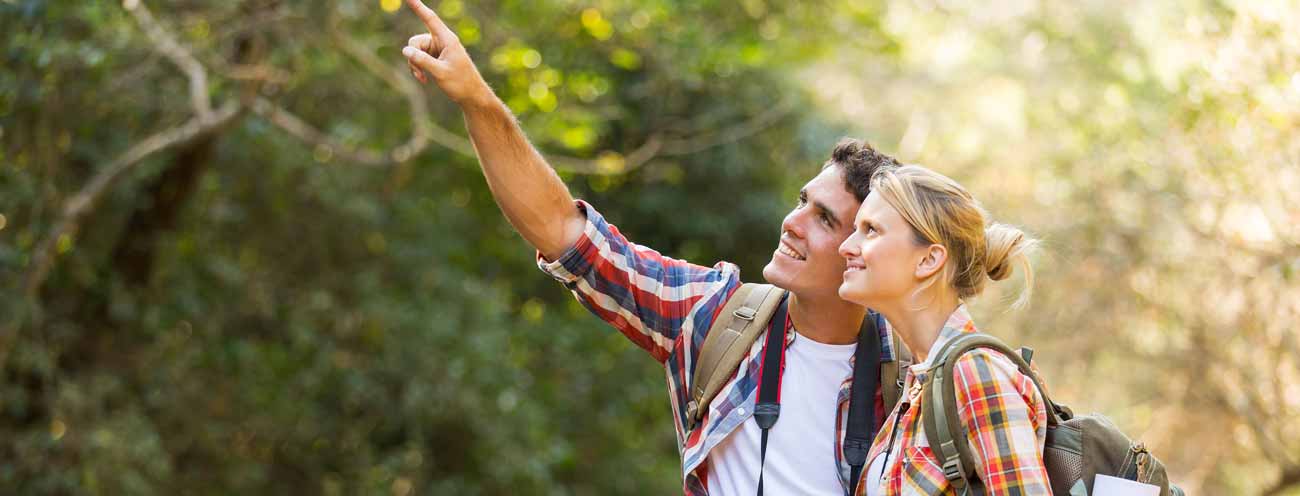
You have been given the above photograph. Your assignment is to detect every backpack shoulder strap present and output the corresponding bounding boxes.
[880,320,912,415]
[920,333,1061,495]
[845,313,883,494]
[687,283,786,429]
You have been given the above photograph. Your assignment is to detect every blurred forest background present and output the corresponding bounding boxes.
[2,0,1298,494]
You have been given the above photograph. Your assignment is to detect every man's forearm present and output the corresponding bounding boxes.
[399,0,584,259]
[460,95,585,260]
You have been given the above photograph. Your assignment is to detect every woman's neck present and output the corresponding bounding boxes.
[876,294,961,364]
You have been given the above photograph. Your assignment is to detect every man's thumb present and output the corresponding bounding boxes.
[403,46,447,77]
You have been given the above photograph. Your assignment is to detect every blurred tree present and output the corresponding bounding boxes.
[807,1,1300,493]
[1,0,860,493]
[2,0,1298,494]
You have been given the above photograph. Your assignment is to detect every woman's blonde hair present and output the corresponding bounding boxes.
[870,165,1038,307]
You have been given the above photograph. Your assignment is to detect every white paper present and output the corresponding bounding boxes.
[1094,474,1161,496]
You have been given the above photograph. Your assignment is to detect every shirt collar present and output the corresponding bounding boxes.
[907,303,978,376]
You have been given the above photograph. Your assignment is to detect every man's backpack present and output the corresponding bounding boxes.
[921,333,1184,496]
[685,283,913,494]
[685,283,911,430]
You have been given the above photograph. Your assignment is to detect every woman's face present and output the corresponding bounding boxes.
[837,191,935,309]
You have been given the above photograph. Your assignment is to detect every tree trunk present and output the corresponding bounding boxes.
[109,134,217,288]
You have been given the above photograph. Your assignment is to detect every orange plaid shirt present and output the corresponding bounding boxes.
[856,305,1052,495]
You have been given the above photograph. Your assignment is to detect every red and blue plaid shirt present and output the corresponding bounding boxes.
[538,201,897,495]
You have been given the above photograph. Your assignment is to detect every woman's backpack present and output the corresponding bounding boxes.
[920,333,1184,496]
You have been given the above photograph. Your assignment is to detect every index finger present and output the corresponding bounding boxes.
[404,0,456,40]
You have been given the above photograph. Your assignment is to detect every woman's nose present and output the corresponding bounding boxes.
[838,233,859,258]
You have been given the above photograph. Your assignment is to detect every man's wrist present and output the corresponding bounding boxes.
[456,85,502,114]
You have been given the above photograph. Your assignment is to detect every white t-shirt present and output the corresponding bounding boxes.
[708,330,856,496]
[864,452,887,496]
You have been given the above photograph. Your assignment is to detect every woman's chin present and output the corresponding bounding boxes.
[837,283,869,306]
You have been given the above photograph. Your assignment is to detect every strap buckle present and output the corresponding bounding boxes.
[685,401,699,430]
[843,438,870,465]
[753,402,780,429]
[942,457,966,484]
[733,307,757,321]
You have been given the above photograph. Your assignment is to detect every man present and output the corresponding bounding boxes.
[398,1,902,494]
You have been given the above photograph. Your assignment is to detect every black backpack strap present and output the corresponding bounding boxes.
[845,313,882,494]
[753,305,789,496]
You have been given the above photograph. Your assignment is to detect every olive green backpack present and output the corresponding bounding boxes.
[921,333,1184,496]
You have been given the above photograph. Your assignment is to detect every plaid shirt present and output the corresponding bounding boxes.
[857,305,1050,495]
[538,201,896,495]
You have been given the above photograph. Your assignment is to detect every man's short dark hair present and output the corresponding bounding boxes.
[822,137,901,202]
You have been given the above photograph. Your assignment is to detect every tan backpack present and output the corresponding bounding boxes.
[685,283,912,430]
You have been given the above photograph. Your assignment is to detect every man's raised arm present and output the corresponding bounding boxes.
[400,0,584,260]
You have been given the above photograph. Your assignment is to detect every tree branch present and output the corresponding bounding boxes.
[22,102,241,298]
[124,0,212,118]
[658,98,795,156]
[538,97,791,174]
[250,97,398,165]
[15,0,240,307]
[3,101,241,370]
[323,26,790,174]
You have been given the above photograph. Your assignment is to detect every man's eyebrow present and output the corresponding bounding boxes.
[813,200,842,229]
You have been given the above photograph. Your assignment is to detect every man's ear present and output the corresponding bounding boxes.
[915,244,948,280]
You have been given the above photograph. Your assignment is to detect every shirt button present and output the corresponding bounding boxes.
[737,408,746,415]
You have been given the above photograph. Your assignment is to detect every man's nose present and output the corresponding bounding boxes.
[782,208,808,239]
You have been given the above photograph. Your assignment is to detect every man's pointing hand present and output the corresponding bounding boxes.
[401,0,491,107]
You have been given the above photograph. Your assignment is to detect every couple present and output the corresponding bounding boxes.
[399,1,1049,494]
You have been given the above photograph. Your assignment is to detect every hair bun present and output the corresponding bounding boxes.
[984,223,1031,281]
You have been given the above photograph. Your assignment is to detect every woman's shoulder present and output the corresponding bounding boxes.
[949,346,1043,401]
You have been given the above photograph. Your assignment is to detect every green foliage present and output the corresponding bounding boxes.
[1,0,858,493]
[4,0,1298,494]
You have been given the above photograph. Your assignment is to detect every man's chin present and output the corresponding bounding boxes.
[760,260,790,289]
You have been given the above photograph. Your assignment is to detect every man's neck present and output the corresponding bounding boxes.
[787,291,866,345]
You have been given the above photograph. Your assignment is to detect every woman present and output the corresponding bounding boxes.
[838,165,1051,495]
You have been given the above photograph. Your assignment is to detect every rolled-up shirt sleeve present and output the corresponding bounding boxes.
[537,200,739,363]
